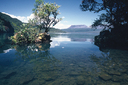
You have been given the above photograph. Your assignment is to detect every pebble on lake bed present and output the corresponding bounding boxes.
[99,73,112,81]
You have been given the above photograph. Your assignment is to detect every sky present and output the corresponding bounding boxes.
[0,0,102,29]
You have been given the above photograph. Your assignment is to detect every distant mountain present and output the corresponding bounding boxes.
[62,28,102,33]
[62,24,103,32]
[0,12,23,33]
[68,25,89,29]
[62,25,91,32]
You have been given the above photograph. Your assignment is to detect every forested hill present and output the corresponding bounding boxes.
[0,12,23,33]
[0,12,65,33]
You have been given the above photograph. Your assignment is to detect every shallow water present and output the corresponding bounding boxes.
[0,32,128,85]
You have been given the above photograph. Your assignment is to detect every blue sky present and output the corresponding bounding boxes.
[0,0,102,29]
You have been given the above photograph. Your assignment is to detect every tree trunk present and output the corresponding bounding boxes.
[45,28,48,33]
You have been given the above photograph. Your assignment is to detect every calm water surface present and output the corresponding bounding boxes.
[0,32,128,85]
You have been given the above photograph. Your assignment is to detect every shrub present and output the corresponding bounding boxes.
[11,28,38,44]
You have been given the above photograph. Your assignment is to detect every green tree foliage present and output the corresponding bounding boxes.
[0,20,6,32]
[11,28,38,44]
[29,0,62,33]
[0,12,23,33]
[80,0,128,30]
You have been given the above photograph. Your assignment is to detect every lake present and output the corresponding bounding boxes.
[0,31,128,85]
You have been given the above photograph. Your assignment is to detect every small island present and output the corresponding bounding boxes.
[10,0,62,44]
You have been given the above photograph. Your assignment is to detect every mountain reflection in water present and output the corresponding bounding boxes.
[0,33,128,85]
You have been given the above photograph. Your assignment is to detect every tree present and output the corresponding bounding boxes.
[80,0,128,30]
[80,0,128,48]
[29,0,62,33]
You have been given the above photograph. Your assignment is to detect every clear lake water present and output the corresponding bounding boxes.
[0,31,128,85]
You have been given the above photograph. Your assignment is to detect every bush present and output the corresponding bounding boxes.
[11,28,51,44]
[11,28,38,44]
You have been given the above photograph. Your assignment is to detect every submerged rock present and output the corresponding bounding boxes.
[43,76,53,81]
[68,72,79,76]
[19,75,34,84]
[107,70,121,76]
[112,75,122,82]
[76,76,85,85]
[1,71,17,79]
[99,73,112,81]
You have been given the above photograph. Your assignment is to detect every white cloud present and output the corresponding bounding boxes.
[27,14,35,21]
[63,21,68,23]
[50,36,71,48]
[62,16,65,19]
[54,22,71,29]
[53,16,71,29]
[2,12,34,23]
[2,12,70,29]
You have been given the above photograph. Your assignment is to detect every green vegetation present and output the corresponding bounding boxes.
[80,0,128,30]
[0,33,13,53]
[29,0,62,33]
[0,12,23,33]
[10,27,65,44]
[10,0,63,44]
[11,28,38,44]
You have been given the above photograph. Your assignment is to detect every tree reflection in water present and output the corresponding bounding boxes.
[12,43,62,84]
[0,33,13,53]
[13,43,50,61]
